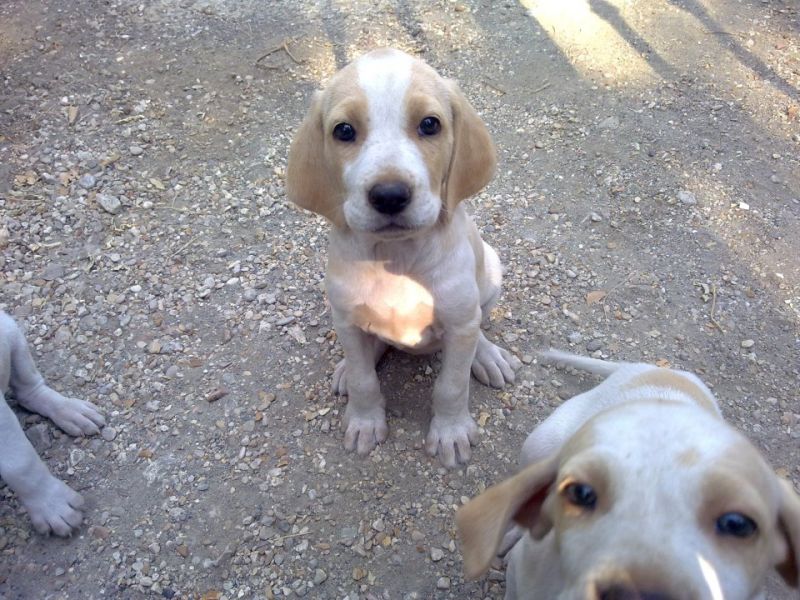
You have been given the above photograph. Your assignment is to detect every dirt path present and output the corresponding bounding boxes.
[0,0,798,598]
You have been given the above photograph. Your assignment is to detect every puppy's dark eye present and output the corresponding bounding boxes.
[716,512,758,538]
[333,122,356,142]
[418,116,441,136]
[564,482,597,509]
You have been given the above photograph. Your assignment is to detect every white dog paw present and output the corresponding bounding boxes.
[343,406,388,456]
[425,414,479,468]
[471,336,522,388]
[21,476,85,537]
[49,395,106,437]
[332,359,349,396]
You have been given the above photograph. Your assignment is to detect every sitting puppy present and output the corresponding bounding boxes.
[457,350,800,599]
[0,311,105,536]
[286,48,520,467]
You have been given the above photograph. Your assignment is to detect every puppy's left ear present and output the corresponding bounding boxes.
[444,81,496,213]
[456,454,558,580]
[775,478,800,588]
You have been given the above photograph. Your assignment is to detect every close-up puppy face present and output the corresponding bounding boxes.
[458,402,800,600]
[286,48,496,237]
[543,404,792,600]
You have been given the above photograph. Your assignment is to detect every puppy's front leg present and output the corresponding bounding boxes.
[3,314,105,436]
[335,318,389,456]
[0,394,85,536]
[426,317,481,468]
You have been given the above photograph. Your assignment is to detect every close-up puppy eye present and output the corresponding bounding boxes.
[332,122,356,142]
[564,482,597,510]
[418,116,441,136]
[716,512,758,538]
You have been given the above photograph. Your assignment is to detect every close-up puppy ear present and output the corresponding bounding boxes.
[286,91,344,226]
[775,478,800,588]
[456,454,558,580]
[443,80,496,214]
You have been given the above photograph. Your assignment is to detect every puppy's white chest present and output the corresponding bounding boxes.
[338,265,441,350]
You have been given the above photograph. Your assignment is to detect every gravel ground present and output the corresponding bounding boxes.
[0,0,798,598]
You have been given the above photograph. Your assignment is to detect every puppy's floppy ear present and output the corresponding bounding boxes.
[775,478,800,588]
[443,81,496,213]
[456,454,558,580]
[286,91,345,227]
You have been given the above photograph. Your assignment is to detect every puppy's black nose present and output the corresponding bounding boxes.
[368,182,412,215]
[598,585,674,600]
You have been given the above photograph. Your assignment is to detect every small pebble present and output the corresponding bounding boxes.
[599,115,619,129]
[741,339,755,349]
[129,145,144,156]
[101,426,117,441]
[97,193,122,215]
[586,339,603,352]
[78,173,96,188]
[313,569,327,585]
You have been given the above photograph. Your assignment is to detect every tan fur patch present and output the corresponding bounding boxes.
[699,442,779,586]
[625,369,718,414]
[404,61,452,194]
[285,64,369,228]
[456,454,560,580]
[677,448,700,467]
[351,300,435,348]
[441,80,496,214]
[551,455,612,531]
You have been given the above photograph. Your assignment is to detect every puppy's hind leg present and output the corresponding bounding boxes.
[3,313,105,436]
[471,242,522,388]
[0,392,85,536]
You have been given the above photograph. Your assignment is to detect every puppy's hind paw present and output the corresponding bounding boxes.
[22,477,85,537]
[471,334,522,388]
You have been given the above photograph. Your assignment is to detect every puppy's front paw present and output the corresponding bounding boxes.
[21,476,85,537]
[49,395,106,437]
[426,414,479,468]
[342,405,388,456]
[471,335,522,388]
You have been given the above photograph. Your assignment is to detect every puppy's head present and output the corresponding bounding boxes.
[457,402,800,599]
[286,48,495,238]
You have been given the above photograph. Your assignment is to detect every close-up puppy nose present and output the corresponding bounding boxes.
[597,585,674,600]
[368,181,412,215]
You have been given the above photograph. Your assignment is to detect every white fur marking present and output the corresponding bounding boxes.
[341,51,439,234]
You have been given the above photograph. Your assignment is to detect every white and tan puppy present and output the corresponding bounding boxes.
[286,48,521,467]
[0,311,105,536]
[457,350,800,599]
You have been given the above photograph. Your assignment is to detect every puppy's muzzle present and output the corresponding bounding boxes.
[368,181,412,215]
[595,583,676,600]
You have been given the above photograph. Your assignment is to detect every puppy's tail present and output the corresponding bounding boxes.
[539,349,627,378]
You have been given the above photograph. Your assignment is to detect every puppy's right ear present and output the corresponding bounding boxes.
[286,91,345,227]
[775,478,800,588]
[456,455,559,580]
